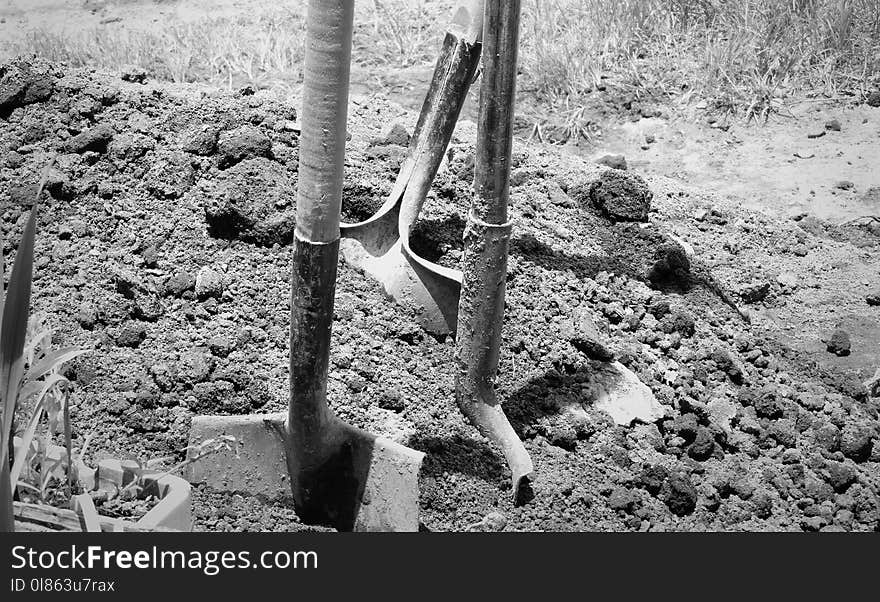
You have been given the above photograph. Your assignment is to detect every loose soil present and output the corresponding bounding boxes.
[2,56,879,532]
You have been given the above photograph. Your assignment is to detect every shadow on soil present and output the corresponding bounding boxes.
[409,213,697,295]
[409,434,505,481]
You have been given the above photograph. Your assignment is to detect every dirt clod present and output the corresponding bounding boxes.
[688,426,715,460]
[217,124,272,167]
[195,267,225,300]
[116,321,147,348]
[64,123,115,154]
[586,169,652,222]
[369,121,411,147]
[163,270,195,297]
[825,329,852,356]
[563,306,614,361]
[120,65,148,84]
[0,57,55,115]
[200,158,296,246]
[659,471,697,516]
[181,124,220,156]
[739,281,770,303]
[840,422,875,462]
[648,241,691,286]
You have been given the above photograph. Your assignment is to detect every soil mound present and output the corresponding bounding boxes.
[2,57,878,532]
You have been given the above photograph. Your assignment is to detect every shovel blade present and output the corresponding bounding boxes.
[351,434,426,532]
[341,236,462,335]
[186,413,424,532]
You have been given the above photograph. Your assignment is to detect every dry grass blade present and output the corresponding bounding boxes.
[6,1,878,128]
[9,399,46,491]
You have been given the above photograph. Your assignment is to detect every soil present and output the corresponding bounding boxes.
[583,103,880,225]
[2,55,879,532]
[4,0,878,224]
[95,492,158,521]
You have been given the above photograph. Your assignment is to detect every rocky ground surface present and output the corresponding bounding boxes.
[2,57,880,532]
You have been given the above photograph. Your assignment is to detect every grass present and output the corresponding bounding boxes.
[5,2,448,93]
[2,0,879,131]
[11,312,87,505]
[356,0,447,69]
[14,6,308,91]
[519,0,880,126]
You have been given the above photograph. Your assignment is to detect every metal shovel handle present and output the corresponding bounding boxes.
[295,0,355,244]
[455,0,534,501]
[289,0,354,499]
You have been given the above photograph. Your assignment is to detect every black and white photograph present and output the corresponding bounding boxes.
[0,0,879,577]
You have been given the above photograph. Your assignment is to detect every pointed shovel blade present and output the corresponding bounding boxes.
[340,198,462,336]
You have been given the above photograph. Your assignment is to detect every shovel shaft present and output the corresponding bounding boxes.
[455,215,533,497]
[289,235,338,454]
[296,0,354,244]
[397,3,484,231]
[455,0,532,499]
[473,0,521,224]
[289,0,353,470]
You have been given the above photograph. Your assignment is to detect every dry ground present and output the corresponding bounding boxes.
[1,2,879,532]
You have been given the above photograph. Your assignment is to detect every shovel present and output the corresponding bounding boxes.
[187,0,424,532]
[339,0,484,335]
[455,0,534,501]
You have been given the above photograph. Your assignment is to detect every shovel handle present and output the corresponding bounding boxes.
[289,0,353,485]
[474,0,521,225]
[296,0,355,243]
[456,0,532,500]
[395,0,484,244]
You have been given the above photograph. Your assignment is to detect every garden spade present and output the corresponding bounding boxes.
[187,0,424,532]
[455,0,534,501]
[339,0,484,335]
